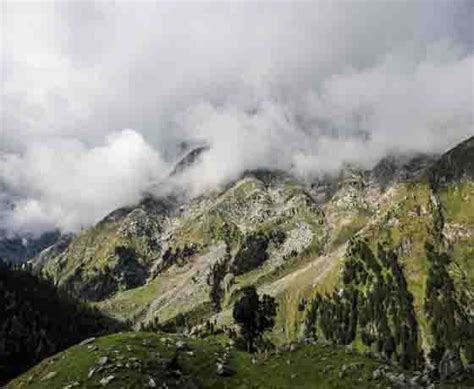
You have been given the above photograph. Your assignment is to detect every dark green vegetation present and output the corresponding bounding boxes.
[424,242,473,377]
[305,240,423,368]
[207,245,231,312]
[232,287,277,352]
[0,261,123,385]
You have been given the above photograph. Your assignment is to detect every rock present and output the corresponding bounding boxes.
[99,375,115,386]
[372,368,383,380]
[216,362,233,377]
[438,349,464,380]
[41,372,57,381]
[216,362,225,375]
[88,368,97,378]
[98,356,108,366]
[80,337,96,346]
[148,377,157,387]
[176,340,189,351]
[63,382,80,389]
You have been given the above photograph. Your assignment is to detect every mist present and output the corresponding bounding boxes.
[1,1,473,235]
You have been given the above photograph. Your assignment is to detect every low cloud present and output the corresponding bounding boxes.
[1,130,167,235]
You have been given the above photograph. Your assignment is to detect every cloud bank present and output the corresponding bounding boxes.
[1,1,473,235]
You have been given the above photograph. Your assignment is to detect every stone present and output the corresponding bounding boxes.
[372,368,383,380]
[216,362,225,375]
[41,372,57,381]
[80,337,96,346]
[176,340,188,351]
[100,375,115,386]
[63,382,80,389]
[98,356,108,366]
[216,362,233,377]
[148,377,157,387]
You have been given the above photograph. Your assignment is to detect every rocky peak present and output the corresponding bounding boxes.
[430,135,474,186]
[170,145,210,177]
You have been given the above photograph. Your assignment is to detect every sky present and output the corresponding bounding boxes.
[1,0,473,236]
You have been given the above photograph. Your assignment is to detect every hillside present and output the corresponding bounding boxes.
[28,136,474,383]
[9,331,473,389]
[0,262,123,384]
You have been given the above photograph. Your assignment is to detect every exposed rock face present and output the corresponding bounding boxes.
[170,145,209,177]
[430,135,474,185]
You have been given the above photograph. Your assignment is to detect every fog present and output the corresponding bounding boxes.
[1,1,473,235]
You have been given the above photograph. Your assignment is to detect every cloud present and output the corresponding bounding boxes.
[1,130,167,234]
[1,1,473,235]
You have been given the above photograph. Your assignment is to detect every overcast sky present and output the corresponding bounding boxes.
[1,0,473,235]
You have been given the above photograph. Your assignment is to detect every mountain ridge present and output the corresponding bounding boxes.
[22,136,474,384]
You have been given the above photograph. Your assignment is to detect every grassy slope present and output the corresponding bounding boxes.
[6,332,397,389]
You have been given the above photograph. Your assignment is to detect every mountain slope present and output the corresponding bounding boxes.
[31,136,474,375]
[0,262,123,384]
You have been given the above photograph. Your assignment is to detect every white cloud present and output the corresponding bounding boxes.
[1,130,167,234]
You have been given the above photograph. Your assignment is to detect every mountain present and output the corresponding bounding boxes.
[0,230,61,265]
[21,136,474,385]
[170,145,210,176]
